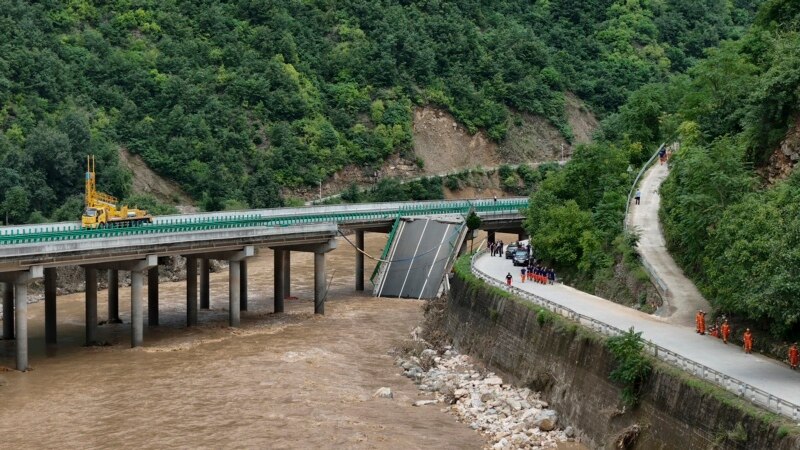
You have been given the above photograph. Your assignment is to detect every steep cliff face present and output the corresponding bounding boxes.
[761,116,800,184]
[443,274,800,449]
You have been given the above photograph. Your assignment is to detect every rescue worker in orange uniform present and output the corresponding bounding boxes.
[505,272,513,286]
[698,311,706,335]
[709,325,719,338]
[695,310,702,334]
[789,343,799,370]
[743,329,753,354]
[721,320,730,344]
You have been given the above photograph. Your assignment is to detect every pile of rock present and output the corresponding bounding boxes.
[396,343,575,449]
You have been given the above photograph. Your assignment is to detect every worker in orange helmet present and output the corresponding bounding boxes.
[721,320,731,344]
[789,343,799,370]
[743,329,753,354]
[698,311,706,335]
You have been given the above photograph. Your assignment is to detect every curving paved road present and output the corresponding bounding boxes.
[626,161,711,326]
[475,253,800,415]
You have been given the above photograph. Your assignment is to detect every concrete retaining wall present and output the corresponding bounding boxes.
[444,273,800,449]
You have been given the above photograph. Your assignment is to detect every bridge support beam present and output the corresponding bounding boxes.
[273,250,285,313]
[148,267,159,327]
[200,258,210,309]
[229,261,240,327]
[355,230,364,291]
[226,246,254,327]
[44,268,57,344]
[108,270,121,324]
[283,251,291,299]
[131,270,144,347]
[487,230,496,244]
[85,267,98,346]
[2,282,12,339]
[518,232,528,242]
[186,257,198,326]
[240,260,248,312]
[315,251,326,315]
[128,256,158,348]
[1,266,43,370]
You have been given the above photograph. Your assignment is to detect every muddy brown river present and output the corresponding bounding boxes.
[0,234,486,448]
[0,232,584,449]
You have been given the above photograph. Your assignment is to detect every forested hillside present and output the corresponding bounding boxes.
[548,0,799,340]
[0,0,757,222]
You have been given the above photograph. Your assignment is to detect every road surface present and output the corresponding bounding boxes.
[626,161,711,325]
[475,253,800,414]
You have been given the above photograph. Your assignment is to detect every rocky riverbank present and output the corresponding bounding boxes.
[393,327,575,449]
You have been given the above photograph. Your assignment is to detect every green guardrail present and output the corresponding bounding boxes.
[0,199,528,246]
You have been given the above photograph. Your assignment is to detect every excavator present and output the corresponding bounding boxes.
[81,155,152,229]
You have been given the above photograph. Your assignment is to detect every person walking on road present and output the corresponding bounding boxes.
[505,272,513,286]
[699,311,706,335]
[520,267,527,283]
[695,310,702,334]
[743,329,754,354]
[721,320,730,344]
[635,190,641,205]
[789,343,799,370]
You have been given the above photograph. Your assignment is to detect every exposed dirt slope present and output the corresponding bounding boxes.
[760,115,800,184]
[118,148,195,211]
[414,96,598,170]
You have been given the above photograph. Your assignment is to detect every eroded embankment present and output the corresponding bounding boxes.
[440,271,800,449]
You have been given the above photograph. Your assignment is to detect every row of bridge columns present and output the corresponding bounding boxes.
[1,240,343,371]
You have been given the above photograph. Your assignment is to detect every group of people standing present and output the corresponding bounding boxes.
[696,310,799,369]
[520,265,554,285]
[489,240,504,257]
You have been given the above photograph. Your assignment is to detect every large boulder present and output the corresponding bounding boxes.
[530,409,558,431]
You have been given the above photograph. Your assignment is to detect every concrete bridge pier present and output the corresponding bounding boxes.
[186,257,198,326]
[355,230,364,291]
[487,230,496,244]
[314,251,326,315]
[283,251,291,299]
[84,267,98,346]
[1,266,43,371]
[226,247,254,327]
[2,282,13,340]
[108,270,121,324]
[44,268,57,344]
[273,249,285,313]
[148,267,159,326]
[200,258,210,309]
[240,260,248,312]
[128,256,158,348]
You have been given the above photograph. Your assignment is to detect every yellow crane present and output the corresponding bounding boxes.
[81,155,152,229]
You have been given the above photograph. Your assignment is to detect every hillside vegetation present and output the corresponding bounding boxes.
[0,0,757,222]
[562,0,800,339]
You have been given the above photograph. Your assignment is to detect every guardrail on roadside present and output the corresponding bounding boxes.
[468,250,800,421]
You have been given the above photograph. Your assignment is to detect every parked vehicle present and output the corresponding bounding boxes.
[513,249,530,266]
[505,243,518,259]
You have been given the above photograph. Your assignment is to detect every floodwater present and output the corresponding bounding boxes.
[0,233,484,449]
